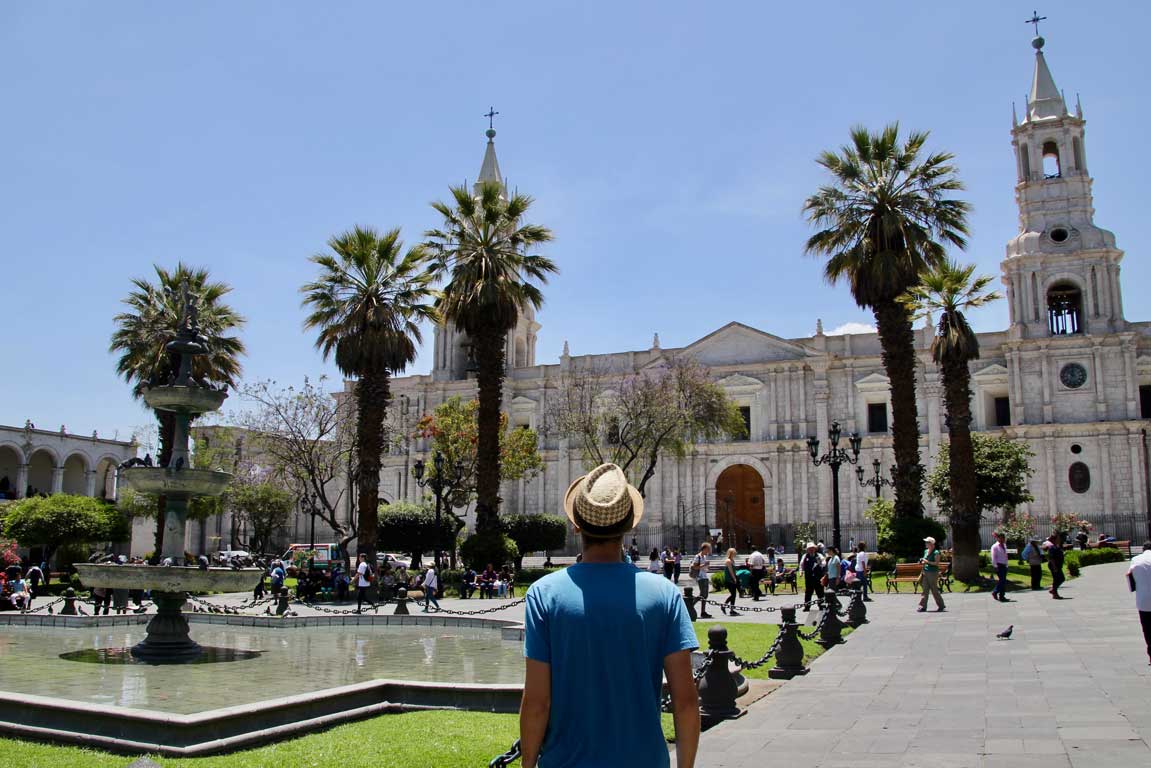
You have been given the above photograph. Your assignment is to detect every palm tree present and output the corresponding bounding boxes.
[301,226,436,568]
[424,181,556,535]
[904,261,1001,581]
[110,264,246,560]
[804,124,970,521]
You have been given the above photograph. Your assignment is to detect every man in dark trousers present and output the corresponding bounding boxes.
[799,542,824,608]
[1127,541,1151,666]
[519,463,700,768]
[1045,535,1066,599]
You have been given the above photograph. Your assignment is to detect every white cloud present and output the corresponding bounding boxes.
[826,321,876,336]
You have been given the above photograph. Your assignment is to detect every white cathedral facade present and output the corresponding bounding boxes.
[357,36,1151,547]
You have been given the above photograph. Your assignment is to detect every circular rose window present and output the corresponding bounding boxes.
[1060,362,1087,389]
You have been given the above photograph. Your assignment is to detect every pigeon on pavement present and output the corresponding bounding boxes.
[996,625,1014,640]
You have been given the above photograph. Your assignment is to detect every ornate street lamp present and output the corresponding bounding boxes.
[856,457,894,500]
[412,451,466,569]
[807,422,862,551]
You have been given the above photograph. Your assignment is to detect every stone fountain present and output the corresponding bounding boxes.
[76,286,261,662]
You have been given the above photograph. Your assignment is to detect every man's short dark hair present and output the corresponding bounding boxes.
[580,532,624,550]
[1143,540,1151,552]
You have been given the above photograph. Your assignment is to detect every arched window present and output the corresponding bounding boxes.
[1047,281,1083,335]
[1072,137,1084,173]
[514,337,526,368]
[1042,141,1061,178]
[1019,143,1031,180]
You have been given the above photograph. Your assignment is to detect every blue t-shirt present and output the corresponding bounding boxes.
[524,563,698,768]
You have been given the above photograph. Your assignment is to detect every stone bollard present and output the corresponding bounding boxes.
[393,587,410,616]
[847,583,868,626]
[768,606,810,679]
[683,585,698,622]
[697,625,746,727]
[819,589,845,647]
[275,588,291,616]
[60,587,79,616]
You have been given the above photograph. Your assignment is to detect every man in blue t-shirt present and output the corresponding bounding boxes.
[520,463,700,768]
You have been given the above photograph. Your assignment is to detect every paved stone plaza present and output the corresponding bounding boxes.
[692,561,1151,768]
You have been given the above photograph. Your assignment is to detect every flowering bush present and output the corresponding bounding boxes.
[0,539,19,567]
[1000,511,1037,546]
[1051,513,1091,536]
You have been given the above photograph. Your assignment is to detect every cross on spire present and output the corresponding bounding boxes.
[1025,11,1047,36]
[484,107,499,131]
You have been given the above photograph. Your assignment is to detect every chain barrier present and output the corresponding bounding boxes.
[488,738,521,768]
[661,649,714,712]
[185,594,276,616]
[292,597,388,615]
[20,597,64,614]
[433,597,526,616]
[729,631,785,671]
[795,608,830,641]
[700,598,779,614]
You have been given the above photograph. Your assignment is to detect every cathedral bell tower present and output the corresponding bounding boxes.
[431,120,540,382]
[1002,32,1125,340]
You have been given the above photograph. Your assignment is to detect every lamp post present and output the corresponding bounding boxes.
[807,422,862,552]
[412,451,466,569]
[856,458,894,500]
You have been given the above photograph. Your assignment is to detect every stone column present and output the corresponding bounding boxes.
[84,469,97,497]
[51,465,64,495]
[1100,434,1113,516]
[1129,433,1146,517]
[1044,436,1057,517]
[1040,345,1054,423]
[16,464,28,498]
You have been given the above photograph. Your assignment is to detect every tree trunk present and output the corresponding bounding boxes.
[941,353,980,581]
[354,369,390,570]
[472,329,506,536]
[151,412,176,564]
[873,300,923,520]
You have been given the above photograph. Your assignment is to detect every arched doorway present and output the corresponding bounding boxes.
[0,445,22,499]
[26,448,56,496]
[715,464,765,551]
[62,453,88,495]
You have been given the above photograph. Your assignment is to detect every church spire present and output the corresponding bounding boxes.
[474,107,505,197]
[1026,34,1067,121]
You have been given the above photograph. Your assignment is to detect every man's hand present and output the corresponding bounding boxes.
[519,658,550,768]
[664,649,700,768]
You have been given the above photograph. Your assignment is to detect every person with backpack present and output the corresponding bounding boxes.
[690,542,714,619]
[1021,538,1044,590]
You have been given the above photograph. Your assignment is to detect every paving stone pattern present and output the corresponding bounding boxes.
[691,561,1150,768]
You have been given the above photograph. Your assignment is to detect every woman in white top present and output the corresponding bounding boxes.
[422,564,440,612]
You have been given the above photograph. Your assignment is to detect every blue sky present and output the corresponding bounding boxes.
[3,1,1148,441]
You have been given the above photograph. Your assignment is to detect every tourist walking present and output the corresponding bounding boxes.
[421,563,440,612]
[799,542,824,608]
[648,548,661,575]
[519,463,699,768]
[916,537,946,612]
[25,563,43,599]
[354,553,375,613]
[690,542,714,618]
[1045,535,1066,599]
[747,546,766,601]
[1127,541,1151,666]
[721,548,740,616]
[991,532,1010,602]
[1021,538,1044,590]
[672,548,682,582]
[854,542,871,601]
[825,546,842,591]
[662,546,675,580]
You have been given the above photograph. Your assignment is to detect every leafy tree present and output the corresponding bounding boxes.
[547,358,745,496]
[504,513,568,569]
[301,227,436,569]
[109,264,246,561]
[230,483,293,555]
[413,396,544,509]
[804,124,970,522]
[1,495,129,567]
[377,500,460,568]
[425,182,556,536]
[926,433,1035,532]
[232,378,358,560]
[904,261,1001,581]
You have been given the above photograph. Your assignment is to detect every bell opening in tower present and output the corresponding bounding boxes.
[1047,281,1082,335]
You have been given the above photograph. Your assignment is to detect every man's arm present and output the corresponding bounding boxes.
[519,658,551,768]
[664,649,700,768]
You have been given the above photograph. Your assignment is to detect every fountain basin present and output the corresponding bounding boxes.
[142,385,228,414]
[74,564,262,593]
[119,467,232,497]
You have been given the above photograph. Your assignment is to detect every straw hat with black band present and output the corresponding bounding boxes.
[563,463,644,539]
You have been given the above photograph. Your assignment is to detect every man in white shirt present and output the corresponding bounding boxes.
[747,548,766,601]
[355,553,375,614]
[990,532,1010,602]
[422,564,440,612]
[1127,541,1151,666]
[854,542,872,602]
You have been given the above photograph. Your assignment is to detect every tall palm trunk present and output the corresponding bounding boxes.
[874,299,923,520]
[472,329,506,536]
[941,353,980,581]
[150,412,176,564]
[355,369,390,567]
